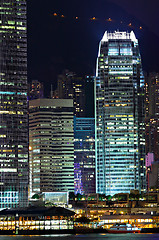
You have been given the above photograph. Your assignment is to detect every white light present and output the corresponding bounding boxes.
[101,30,138,44]
[0,168,17,172]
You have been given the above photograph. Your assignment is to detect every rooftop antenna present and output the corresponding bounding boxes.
[51,84,53,98]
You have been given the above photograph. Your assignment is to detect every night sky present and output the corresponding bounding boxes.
[27,0,159,96]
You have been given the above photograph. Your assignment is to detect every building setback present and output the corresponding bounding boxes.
[0,0,28,208]
[29,99,74,196]
[95,31,145,195]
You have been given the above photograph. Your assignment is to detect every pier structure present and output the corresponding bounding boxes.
[0,206,75,234]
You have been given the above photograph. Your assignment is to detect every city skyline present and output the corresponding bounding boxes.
[0,0,158,211]
[27,0,159,96]
[0,1,159,237]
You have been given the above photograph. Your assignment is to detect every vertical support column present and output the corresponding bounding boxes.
[2,217,4,230]
[67,216,69,229]
[73,216,74,229]
[7,216,8,230]
[11,216,12,231]
[39,216,40,231]
[59,216,60,230]
[27,217,28,230]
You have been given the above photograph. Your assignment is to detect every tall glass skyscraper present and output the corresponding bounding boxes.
[74,117,95,195]
[0,1,28,208]
[95,31,145,196]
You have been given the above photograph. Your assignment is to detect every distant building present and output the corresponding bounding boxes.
[74,117,95,194]
[29,99,74,196]
[43,192,68,206]
[85,76,95,117]
[145,153,154,167]
[28,80,44,100]
[145,153,154,190]
[52,71,95,117]
[145,73,159,161]
[149,161,159,189]
[95,31,145,195]
[0,0,28,208]
[52,71,85,117]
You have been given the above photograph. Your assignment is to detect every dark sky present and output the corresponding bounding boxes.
[111,0,159,37]
[27,0,159,95]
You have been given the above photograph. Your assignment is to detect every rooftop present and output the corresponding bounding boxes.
[101,31,138,43]
[0,206,75,217]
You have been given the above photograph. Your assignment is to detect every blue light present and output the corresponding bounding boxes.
[0,91,27,95]
[0,91,15,95]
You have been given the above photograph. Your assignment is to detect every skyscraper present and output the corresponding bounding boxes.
[74,117,95,195]
[0,0,28,208]
[29,99,74,196]
[95,31,145,195]
[145,73,159,161]
[52,70,86,117]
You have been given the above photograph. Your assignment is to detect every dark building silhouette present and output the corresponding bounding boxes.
[52,70,95,118]
[149,161,159,189]
[28,80,44,100]
[145,73,159,161]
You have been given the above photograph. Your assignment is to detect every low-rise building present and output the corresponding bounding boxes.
[0,206,75,233]
[100,214,159,229]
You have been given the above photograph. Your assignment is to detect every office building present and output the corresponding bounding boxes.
[149,161,159,189]
[95,31,145,195]
[145,73,159,160]
[29,99,74,196]
[52,71,95,117]
[74,117,95,194]
[52,70,86,117]
[145,153,154,190]
[28,80,44,100]
[0,0,28,208]
[85,76,95,117]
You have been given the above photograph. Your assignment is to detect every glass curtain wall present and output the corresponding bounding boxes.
[0,0,28,208]
[95,31,145,195]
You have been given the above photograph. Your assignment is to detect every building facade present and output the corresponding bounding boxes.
[0,0,28,208]
[85,76,95,117]
[52,70,86,117]
[0,206,75,232]
[29,99,74,196]
[74,117,95,194]
[95,31,145,195]
[145,73,159,161]
[149,161,159,189]
[28,80,44,100]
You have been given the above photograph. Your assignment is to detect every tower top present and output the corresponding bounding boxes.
[101,30,138,43]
